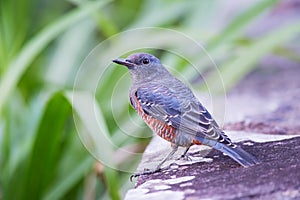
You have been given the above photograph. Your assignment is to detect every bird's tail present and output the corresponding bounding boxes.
[199,138,260,167]
[218,143,259,167]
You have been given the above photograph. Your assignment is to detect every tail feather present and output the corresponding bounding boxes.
[199,138,259,167]
[219,144,259,167]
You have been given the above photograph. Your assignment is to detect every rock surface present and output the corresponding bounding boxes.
[125,134,300,200]
[224,62,300,135]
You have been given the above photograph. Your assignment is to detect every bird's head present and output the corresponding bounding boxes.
[113,52,170,83]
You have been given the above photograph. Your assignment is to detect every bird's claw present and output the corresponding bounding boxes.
[130,168,161,182]
[177,154,192,161]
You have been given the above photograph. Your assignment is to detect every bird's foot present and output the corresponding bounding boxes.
[130,168,161,182]
[177,153,192,161]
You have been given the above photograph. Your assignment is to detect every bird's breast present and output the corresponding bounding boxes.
[132,94,176,143]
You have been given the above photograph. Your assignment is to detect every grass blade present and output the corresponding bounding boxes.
[4,92,71,199]
[207,0,279,50]
[44,157,94,200]
[0,0,112,114]
[205,22,300,93]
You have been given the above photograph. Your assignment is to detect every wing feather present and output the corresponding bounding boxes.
[135,85,234,146]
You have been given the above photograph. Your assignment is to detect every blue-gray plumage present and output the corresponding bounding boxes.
[113,52,259,178]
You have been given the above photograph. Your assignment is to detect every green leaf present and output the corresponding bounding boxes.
[205,22,300,93]
[65,91,121,199]
[207,0,279,50]
[44,156,94,200]
[25,93,72,199]
[64,91,115,167]
[104,167,120,200]
[4,92,71,199]
[0,0,112,115]
[181,0,279,80]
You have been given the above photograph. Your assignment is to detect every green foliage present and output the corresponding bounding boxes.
[0,0,299,199]
[205,22,300,92]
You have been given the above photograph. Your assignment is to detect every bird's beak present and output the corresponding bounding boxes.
[112,58,135,68]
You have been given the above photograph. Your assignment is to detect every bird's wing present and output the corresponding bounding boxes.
[133,86,234,146]
[132,85,182,128]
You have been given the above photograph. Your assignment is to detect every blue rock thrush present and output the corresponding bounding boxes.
[113,53,259,179]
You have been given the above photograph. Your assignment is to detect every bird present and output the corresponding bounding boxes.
[112,52,259,179]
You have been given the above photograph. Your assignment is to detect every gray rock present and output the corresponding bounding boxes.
[125,135,300,200]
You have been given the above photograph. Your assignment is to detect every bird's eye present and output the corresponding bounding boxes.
[142,58,150,65]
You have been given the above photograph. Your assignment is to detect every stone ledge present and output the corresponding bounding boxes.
[125,134,300,200]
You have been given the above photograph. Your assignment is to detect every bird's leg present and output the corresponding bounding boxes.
[156,144,179,169]
[130,145,179,181]
[177,145,192,161]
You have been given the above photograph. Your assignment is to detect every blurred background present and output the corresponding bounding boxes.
[0,0,299,199]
